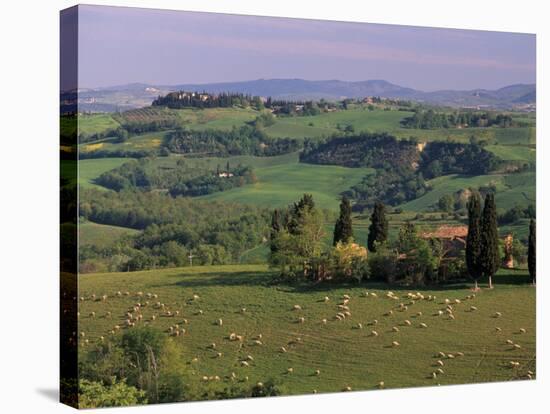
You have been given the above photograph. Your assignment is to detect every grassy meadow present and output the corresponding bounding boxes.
[78,265,535,395]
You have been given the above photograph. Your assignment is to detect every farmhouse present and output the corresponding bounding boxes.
[217,172,234,178]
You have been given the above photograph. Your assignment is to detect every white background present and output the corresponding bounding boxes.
[0,0,547,412]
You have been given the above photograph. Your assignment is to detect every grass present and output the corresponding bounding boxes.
[78,264,536,396]
[78,113,121,136]
[486,145,536,163]
[399,174,506,212]
[79,221,139,248]
[78,158,132,189]
[200,162,373,210]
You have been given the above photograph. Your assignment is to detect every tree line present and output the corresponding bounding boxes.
[402,109,518,129]
[269,193,535,287]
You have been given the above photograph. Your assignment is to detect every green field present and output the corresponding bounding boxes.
[78,158,132,189]
[78,265,535,396]
[200,162,373,210]
[78,113,121,136]
[79,221,139,248]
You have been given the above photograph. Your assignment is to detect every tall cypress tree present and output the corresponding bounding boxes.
[528,219,536,285]
[480,193,499,289]
[367,201,388,252]
[333,196,353,245]
[270,209,281,253]
[466,193,482,290]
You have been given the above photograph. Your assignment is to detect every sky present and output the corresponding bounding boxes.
[70,5,536,91]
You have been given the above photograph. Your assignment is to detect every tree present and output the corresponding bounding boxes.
[466,193,483,290]
[438,194,454,213]
[479,193,500,289]
[270,209,282,253]
[367,201,388,252]
[528,219,536,285]
[333,196,353,245]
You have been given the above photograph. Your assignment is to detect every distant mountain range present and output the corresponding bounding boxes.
[72,79,536,112]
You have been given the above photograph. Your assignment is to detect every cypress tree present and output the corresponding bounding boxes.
[466,193,482,290]
[528,219,536,285]
[479,193,499,289]
[270,209,281,253]
[367,201,388,252]
[333,196,353,245]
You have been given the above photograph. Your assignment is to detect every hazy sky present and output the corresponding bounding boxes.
[74,5,536,91]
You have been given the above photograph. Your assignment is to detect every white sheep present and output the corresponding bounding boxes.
[420,323,428,328]
[391,341,400,347]
[470,306,478,311]
[392,326,400,333]
[298,317,305,323]
[217,318,223,326]
[404,320,412,326]
[519,328,526,334]
[324,296,330,302]
[287,367,294,374]
[280,346,287,353]
[322,318,327,324]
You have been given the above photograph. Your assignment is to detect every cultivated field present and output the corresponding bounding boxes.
[78,265,536,396]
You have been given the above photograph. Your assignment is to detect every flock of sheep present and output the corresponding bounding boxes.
[76,284,534,392]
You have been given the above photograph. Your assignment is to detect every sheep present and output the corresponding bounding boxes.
[191,357,199,363]
[343,294,350,300]
[343,386,352,392]
[324,296,330,302]
[240,361,249,367]
[80,332,85,338]
[256,334,263,340]
[454,299,461,304]
[449,314,456,320]
[404,320,412,326]
[431,372,437,379]
[153,294,158,299]
[436,360,444,367]
[370,330,379,337]
[446,354,455,359]
[343,311,352,317]
[437,351,446,358]
[216,352,223,358]
[217,318,223,326]
[315,369,321,376]
[506,339,514,345]
[280,346,287,353]
[298,317,305,324]
[116,291,122,297]
[509,361,520,368]
[124,291,130,296]
[378,381,385,389]
[209,342,216,349]
[150,315,156,321]
[456,352,464,357]
[241,307,247,313]
[420,323,428,328]
[385,310,393,316]
[370,292,378,298]
[253,340,263,346]
[392,326,400,333]
[287,367,294,374]
[356,323,363,329]
[494,312,502,318]
[391,341,400,347]
[293,304,302,311]
[513,344,522,349]
[437,368,445,374]
[193,294,200,300]
[246,355,254,361]
[416,312,423,317]
[470,306,478,311]
[89,312,95,318]
[437,310,444,316]
[105,311,111,318]
[313,389,318,394]
[322,318,327,324]
[101,295,108,301]
[196,310,204,315]
[371,319,379,325]
[136,291,143,297]
[519,328,526,334]
[228,333,237,341]
[495,327,502,332]
[99,336,104,342]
